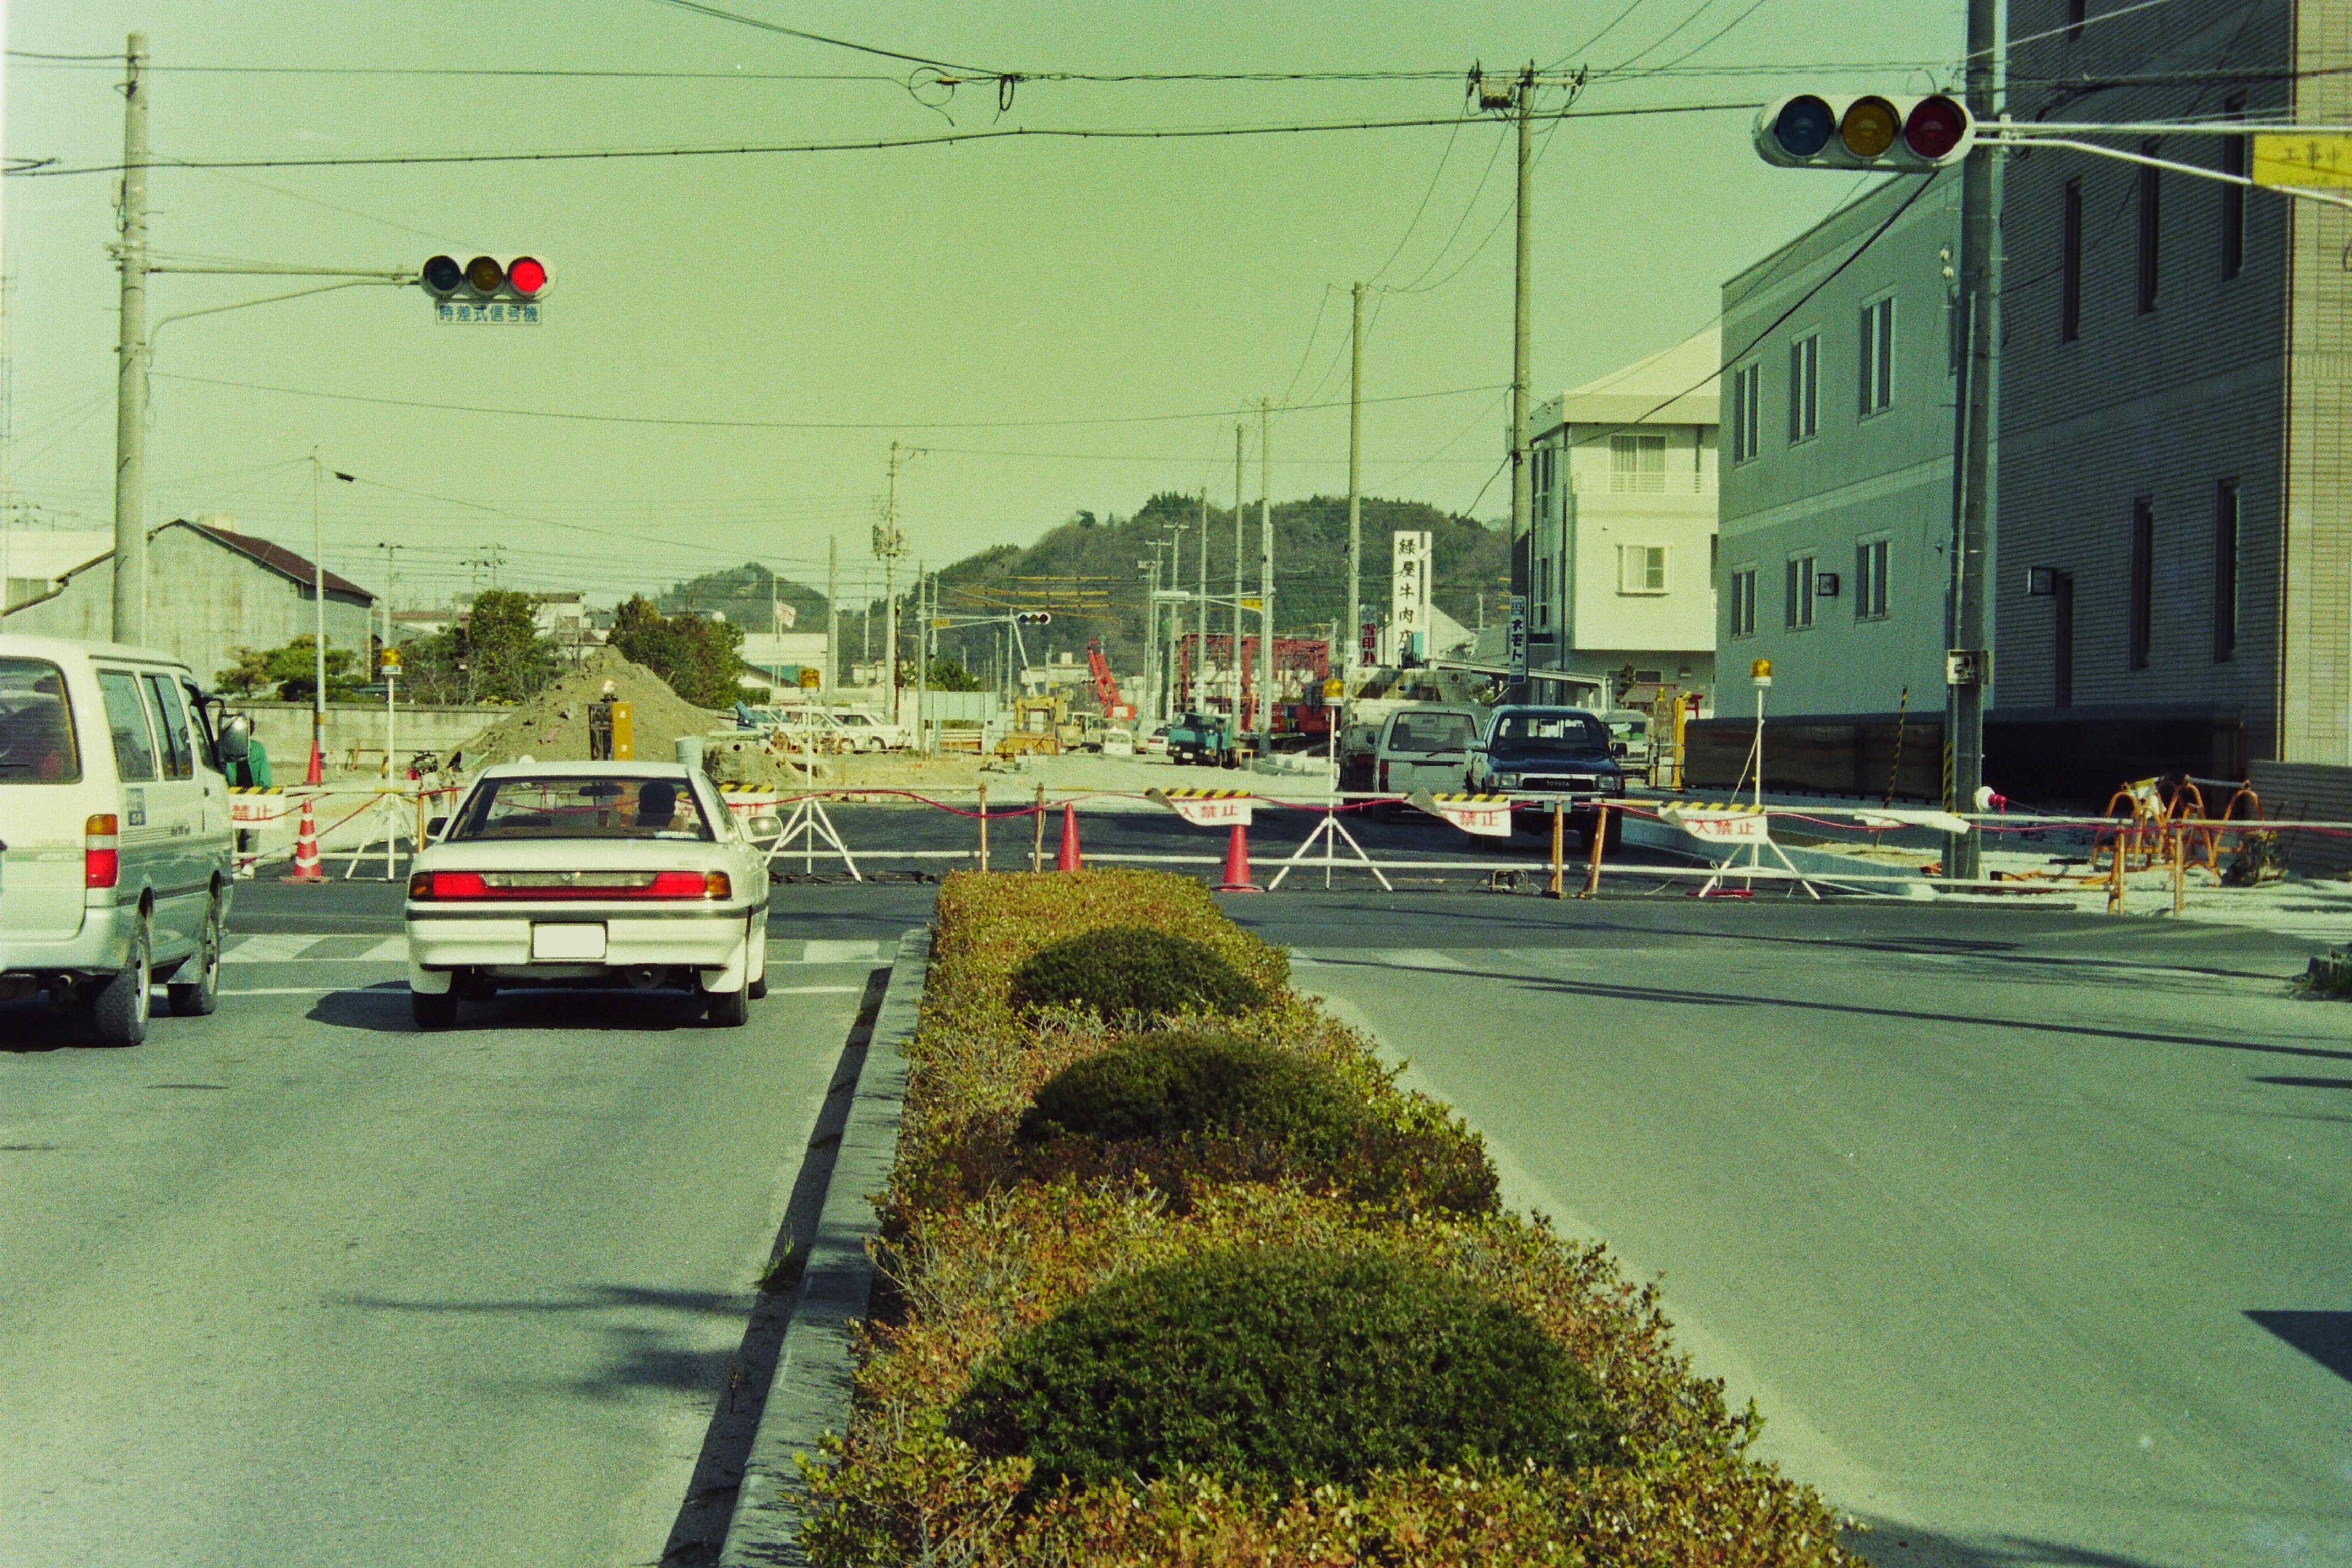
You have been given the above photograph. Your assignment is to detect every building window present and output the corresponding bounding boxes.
[1784,554,1816,630]
[2129,498,2154,669]
[2061,177,2084,343]
[2214,478,2239,661]
[2221,96,2246,281]
[1730,363,1761,462]
[1618,544,1669,595]
[1787,333,1820,442]
[1731,567,1757,636]
[1858,298,1894,416]
[1610,432,1668,492]
[2138,146,2161,314]
[1854,538,1890,620]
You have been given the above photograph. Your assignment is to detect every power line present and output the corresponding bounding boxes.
[152,371,1510,430]
[9,99,1763,179]
[642,0,1005,76]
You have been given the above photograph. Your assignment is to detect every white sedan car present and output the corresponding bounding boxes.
[404,761,776,1031]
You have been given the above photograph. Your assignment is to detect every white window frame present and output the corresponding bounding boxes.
[1730,566,1758,638]
[1859,296,1895,417]
[1785,554,1817,630]
[1610,432,1669,493]
[1617,544,1669,596]
[1730,362,1761,463]
[1854,536,1891,620]
[1787,332,1820,443]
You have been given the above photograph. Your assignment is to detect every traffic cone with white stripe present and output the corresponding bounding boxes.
[1215,822,1262,893]
[1056,802,1084,872]
[288,795,325,883]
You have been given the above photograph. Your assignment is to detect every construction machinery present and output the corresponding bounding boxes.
[997,692,1066,758]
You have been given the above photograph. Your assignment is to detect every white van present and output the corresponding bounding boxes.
[0,635,241,1044]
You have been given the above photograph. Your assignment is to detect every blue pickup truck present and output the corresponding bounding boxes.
[1465,705,1628,847]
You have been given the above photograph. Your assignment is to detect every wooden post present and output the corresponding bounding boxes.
[2171,828,2185,917]
[1032,782,1046,872]
[1547,795,1564,898]
[977,781,989,873]
[1583,802,1608,898]
[2106,836,2125,915]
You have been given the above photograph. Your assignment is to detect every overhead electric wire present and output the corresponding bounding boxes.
[1552,0,1661,67]
[9,99,1765,179]
[1606,0,1729,74]
[1618,0,1780,80]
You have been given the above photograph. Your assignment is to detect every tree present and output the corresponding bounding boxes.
[609,595,746,708]
[922,655,983,692]
[463,590,558,702]
[262,636,364,703]
[214,647,273,697]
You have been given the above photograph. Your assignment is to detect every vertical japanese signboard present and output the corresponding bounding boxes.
[1390,531,1431,665]
[1507,595,1529,683]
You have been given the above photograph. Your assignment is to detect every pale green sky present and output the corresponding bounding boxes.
[5,1,1962,609]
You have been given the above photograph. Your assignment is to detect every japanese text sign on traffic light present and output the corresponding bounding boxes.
[1754,94,1972,172]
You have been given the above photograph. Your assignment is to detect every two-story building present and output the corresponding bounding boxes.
[1527,325,1720,707]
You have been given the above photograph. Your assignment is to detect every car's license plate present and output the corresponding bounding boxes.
[531,923,607,961]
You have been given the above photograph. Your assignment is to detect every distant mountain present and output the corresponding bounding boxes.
[656,494,1509,681]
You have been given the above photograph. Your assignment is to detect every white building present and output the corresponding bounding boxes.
[1528,326,1721,704]
[2,528,114,612]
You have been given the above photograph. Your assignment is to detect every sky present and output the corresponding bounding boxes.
[3,1,1964,612]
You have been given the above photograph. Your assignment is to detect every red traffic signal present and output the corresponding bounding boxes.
[1754,94,1974,170]
[419,254,552,300]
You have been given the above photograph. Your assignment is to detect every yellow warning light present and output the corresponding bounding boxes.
[1751,657,1773,681]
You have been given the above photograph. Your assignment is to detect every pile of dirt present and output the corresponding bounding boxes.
[467,648,725,769]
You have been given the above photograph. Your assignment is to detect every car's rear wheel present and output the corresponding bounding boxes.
[412,989,459,1031]
[167,893,223,1017]
[706,985,749,1027]
[89,913,152,1047]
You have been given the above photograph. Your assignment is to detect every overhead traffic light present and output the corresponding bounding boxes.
[419,254,550,300]
[1014,611,1053,626]
[1754,94,1973,171]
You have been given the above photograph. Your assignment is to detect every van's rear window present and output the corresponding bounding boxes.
[0,658,81,784]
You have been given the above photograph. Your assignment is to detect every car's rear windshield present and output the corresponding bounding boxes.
[1386,710,1478,753]
[0,657,82,784]
[449,775,714,841]
[1492,712,1611,752]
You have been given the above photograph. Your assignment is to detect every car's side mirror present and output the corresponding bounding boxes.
[217,713,252,763]
[745,813,783,841]
[426,815,448,839]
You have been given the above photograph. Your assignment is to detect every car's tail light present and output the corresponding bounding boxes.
[1378,760,1390,792]
[84,814,119,889]
[407,869,729,900]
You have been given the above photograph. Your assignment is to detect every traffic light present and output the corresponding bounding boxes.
[1014,611,1052,626]
[1754,94,1973,171]
[420,254,550,300]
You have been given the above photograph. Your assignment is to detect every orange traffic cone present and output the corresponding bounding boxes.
[289,795,325,883]
[1056,802,1084,872]
[305,734,324,787]
[1215,821,1263,893]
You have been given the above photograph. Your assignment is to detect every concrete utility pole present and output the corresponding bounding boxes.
[1258,398,1274,745]
[1232,423,1245,725]
[913,561,927,753]
[111,33,150,645]
[1945,0,1997,882]
[879,440,909,724]
[310,455,325,764]
[1508,62,1535,701]
[1195,488,1209,714]
[1346,280,1364,680]
[825,534,838,699]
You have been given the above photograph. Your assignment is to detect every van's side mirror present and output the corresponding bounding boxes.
[745,814,783,841]
[426,815,448,839]
[217,713,252,763]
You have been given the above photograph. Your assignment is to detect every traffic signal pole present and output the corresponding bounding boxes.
[1946,0,1996,881]
[112,33,150,644]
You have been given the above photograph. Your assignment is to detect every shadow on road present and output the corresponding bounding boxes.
[1844,1516,2176,1568]
[306,984,717,1034]
[2246,1310,2352,1385]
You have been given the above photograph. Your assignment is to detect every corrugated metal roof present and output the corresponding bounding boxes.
[178,520,373,600]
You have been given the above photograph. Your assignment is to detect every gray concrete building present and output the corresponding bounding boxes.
[0,517,376,688]
[1995,0,2341,790]
[1716,168,1967,723]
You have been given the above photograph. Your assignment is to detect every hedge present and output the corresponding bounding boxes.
[800,869,1859,1566]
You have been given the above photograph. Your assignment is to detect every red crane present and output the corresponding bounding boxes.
[1084,638,1133,719]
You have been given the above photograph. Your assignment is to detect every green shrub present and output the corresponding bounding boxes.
[1017,1031,1361,1155]
[947,1247,1613,1491]
[1007,926,1265,1020]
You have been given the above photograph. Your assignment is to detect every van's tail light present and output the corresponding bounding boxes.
[84,814,119,889]
[1378,760,1390,792]
[407,869,729,900]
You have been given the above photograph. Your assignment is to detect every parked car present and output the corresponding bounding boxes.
[1335,720,1382,793]
[1099,727,1135,757]
[824,704,910,751]
[1603,709,1653,771]
[1139,725,1171,757]
[1368,704,1485,798]
[0,634,240,1045]
[1467,705,1628,847]
[404,761,776,1030]
[1166,710,1236,767]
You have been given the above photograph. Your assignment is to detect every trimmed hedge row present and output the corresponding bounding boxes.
[802,869,1859,1565]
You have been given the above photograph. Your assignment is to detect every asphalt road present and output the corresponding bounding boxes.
[1271,895,2350,1568]
[0,886,902,1568]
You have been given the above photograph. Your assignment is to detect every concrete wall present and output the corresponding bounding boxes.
[1717,169,1964,718]
[2248,760,2352,878]
[242,702,503,773]
[2,527,375,687]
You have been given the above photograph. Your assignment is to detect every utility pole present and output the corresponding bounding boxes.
[310,455,326,769]
[1257,398,1274,745]
[1945,0,1996,882]
[878,440,910,725]
[913,560,927,753]
[1195,488,1209,715]
[376,542,402,656]
[1346,280,1364,680]
[1232,423,1245,726]
[825,534,839,700]
[111,34,150,644]
[1508,62,1535,702]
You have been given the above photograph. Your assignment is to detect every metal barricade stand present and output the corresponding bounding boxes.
[764,792,862,880]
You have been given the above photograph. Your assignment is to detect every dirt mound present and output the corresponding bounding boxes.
[466,648,725,768]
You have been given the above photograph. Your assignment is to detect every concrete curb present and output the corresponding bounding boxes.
[1622,815,1936,898]
[717,925,929,1567]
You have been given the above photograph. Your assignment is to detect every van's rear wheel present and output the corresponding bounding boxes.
[411,989,459,1031]
[706,985,749,1027]
[167,895,223,1017]
[90,914,152,1047]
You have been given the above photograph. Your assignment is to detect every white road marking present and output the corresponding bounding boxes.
[801,940,884,964]
[219,987,339,996]
[224,934,322,963]
[1373,948,1469,970]
[763,985,862,994]
[364,937,409,961]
